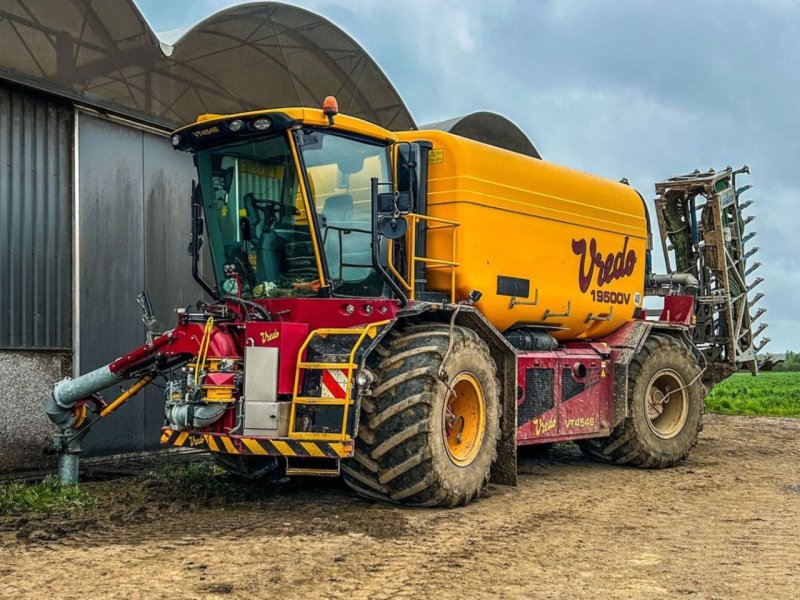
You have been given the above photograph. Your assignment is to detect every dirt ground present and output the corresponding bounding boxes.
[1,414,799,600]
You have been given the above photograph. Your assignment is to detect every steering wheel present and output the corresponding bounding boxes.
[244,193,300,215]
[243,193,301,235]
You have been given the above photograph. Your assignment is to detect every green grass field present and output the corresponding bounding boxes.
[706,371,800,417]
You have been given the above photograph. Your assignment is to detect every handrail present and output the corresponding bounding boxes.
[289,320,390,441]
[388,213,460,302]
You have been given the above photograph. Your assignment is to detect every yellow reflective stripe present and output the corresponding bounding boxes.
[205,434,220,452]
[175,431,189,446]
[160,430,172,444]
[242,438,267,455]
[300,442,325,457]
[220,436,239,454]
[271,440,296,456]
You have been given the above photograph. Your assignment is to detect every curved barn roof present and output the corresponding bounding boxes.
[423,112,541,159]
[0,0,415,130]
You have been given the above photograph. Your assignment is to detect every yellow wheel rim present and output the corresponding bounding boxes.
[443,372,487,467]
[645,368,689,439]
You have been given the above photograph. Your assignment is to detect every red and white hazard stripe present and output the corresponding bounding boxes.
[321,369,348,399]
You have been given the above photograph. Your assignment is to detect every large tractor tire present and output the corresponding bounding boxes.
[578,334,705,468]
[342,323,501,507]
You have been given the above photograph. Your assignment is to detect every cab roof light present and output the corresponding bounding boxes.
[252,117,271,131]
[322,95,338,125]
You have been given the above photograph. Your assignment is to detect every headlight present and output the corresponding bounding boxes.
[171,134,181,147]
[252,117,271,130]
[356,369,374,387]
[228,119,244,132]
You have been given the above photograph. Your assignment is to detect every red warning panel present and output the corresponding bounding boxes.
[321,369,349,399]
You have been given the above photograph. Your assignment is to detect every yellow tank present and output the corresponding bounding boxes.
[397,130,648,341]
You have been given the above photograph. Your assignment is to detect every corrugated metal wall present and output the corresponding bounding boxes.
[77,113,197,456]
[0,84,72,349]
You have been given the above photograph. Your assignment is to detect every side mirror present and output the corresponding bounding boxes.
[377,191,412,215]
[396,142,418,195]
[378,215,407,239]
[189,180,219,299]
[189,180,205,255]
[376,191,410,240]
[369,177,409,305]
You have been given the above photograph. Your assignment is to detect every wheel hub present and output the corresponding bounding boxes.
[443,372,486,466]
[644,368,689,439]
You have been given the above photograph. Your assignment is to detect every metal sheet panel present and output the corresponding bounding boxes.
[78,113,200,455]
[0,83,72,349]
[141,132,197,449]
[77,113,146,455]
[142,134,198,325]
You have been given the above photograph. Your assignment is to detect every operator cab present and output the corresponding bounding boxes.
[173,107,398,300]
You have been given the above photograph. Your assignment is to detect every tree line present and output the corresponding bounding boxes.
[774,350,800,371]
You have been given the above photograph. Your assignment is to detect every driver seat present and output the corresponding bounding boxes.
[321,194,372,281]
[322,194,353,280]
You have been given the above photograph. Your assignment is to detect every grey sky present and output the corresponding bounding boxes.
[136,0,799,352]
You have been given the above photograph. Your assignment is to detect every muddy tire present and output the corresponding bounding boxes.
[342,323,501,507]
[578,334,705,468]
[211,453,287,481]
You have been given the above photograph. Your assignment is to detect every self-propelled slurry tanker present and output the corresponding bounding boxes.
[46,98,765,506]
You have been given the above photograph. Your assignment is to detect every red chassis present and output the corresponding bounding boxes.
[90,295,695,455]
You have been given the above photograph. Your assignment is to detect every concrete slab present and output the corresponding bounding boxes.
[0,350,70,472]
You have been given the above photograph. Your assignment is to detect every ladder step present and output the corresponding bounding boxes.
[312,327,375,336]
[297,362,356,370]
[294,397,353,405]
[286,457,341,477]
[289,432,352,442]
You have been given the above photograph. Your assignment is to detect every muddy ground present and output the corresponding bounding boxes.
[1,414,798,600]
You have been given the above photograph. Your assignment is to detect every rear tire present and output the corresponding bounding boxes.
[342,323,501,506]
[578,334,705,468]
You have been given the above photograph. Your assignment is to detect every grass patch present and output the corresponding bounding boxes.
[706,371,800,417]
[144,461,229,493]
[0,475,98,517]
[141,460,273,501]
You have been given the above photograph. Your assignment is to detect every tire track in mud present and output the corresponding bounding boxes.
[1,415,799,600]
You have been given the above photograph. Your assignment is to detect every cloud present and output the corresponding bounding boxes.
[135,0,800,351]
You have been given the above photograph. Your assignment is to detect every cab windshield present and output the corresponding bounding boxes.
[296,129,390,297]
[196,134,319,298]
[197,130,391,299]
